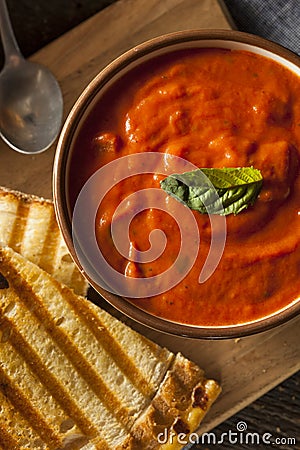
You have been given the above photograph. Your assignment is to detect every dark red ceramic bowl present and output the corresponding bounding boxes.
[53,29,300,338]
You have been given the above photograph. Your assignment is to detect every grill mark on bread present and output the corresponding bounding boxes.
[0,187,88,296]
[0,388,48,448]
[0,364,62,448]
[39,207,61,274]
[0,314,100,442]
[7,199,29,251]
[0,324,105,448]
[0,258,134,431]
[65,291,156,398]
[0,311,111,450]
[0,424,20,449]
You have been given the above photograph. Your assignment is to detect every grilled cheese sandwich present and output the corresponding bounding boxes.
[0,244,221,449]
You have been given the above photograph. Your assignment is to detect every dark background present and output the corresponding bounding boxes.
[1,0,299,449]
[1,0,300,63]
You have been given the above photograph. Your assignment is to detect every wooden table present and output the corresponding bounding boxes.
[1,1,299,448]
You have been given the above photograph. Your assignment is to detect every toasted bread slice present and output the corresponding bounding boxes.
[0,186,88,296]
[0,245,221,449]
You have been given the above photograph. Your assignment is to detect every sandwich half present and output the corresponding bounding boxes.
[0,186,88,296]
[0,244,221,449]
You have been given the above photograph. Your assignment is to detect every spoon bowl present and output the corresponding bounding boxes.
[0,57,63,153]
[0,0,63,154]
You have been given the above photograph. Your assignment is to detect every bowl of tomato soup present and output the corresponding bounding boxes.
[54,30,300,338]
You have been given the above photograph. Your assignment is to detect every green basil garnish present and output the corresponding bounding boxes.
[160,167,263,216]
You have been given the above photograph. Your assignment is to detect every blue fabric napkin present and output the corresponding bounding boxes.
[223,0,300,55]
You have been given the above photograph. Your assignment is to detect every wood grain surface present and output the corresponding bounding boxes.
[0,0,299,446]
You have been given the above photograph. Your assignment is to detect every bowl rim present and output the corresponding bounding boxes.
[53,28,300,339]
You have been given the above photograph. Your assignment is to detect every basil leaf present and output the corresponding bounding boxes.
[160,167,263,216]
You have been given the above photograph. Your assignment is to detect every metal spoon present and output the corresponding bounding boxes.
[0,0,63,154]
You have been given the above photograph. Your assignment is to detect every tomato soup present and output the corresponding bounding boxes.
[69,48,300,326]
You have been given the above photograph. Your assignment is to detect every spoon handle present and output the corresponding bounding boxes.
[0,0,22,64]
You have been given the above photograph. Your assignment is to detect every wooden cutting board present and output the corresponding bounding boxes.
[0,0,299,438]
